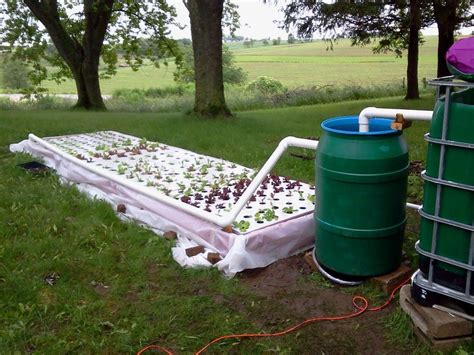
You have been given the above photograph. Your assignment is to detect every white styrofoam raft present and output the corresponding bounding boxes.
[10,131,316,276]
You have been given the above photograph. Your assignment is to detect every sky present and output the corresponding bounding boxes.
[167,0,474,40]
[168,0,294,40]
[1,1,471,41]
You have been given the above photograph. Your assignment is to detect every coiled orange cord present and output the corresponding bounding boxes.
[137,276,411,355]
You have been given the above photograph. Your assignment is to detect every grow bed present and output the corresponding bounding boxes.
[10,131,316,276]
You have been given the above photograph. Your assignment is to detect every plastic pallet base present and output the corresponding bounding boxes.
[419,256,474,295]
[412,280,474,317]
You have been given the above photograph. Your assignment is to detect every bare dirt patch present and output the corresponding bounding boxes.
[238,254,407,354]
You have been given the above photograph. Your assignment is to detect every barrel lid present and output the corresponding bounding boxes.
[446,37,474,82]
[322,116,398,136]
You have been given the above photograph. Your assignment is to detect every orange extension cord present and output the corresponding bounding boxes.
[136,276,411,355]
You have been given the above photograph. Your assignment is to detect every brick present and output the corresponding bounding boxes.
[222,225,233,233]
[185,245,205,257]
[116,204,126,213]
[399,285,473,339]
[370,264,412,294]
[304,250,318,272]
[163,231,177,241]
[207,252,221,264]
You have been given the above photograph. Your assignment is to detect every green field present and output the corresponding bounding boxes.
[1,36,439,94]
[233,36,438,88]
[40,63,179,95]
[0,96,443,353]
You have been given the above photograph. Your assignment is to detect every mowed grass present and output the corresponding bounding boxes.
[0,96,436,353]
[1,36,439,94]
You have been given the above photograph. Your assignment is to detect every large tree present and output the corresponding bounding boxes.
[0,0,179,110]
[432,0,473,77]
[279,0,431,100]
[183,0,236,117]
[406,0,422,99]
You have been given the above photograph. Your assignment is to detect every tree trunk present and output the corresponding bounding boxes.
[405,0,420,100]
[436,23,456,78]
[72,67,90,109]
[187,0,231,117]
[433,0,458,78]
[78,0,114,110]
[23,0,113,110]
[71,64,105,110]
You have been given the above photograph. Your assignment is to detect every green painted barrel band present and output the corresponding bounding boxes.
[316,164,409,183]
[316,227,403,277]
[316,217,406,238]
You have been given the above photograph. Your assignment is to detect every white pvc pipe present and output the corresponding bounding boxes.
[312,248,363,286]
[406,202,422,210]
[358,107,433,133]
[227,136,318,226]
[28,134,318,229]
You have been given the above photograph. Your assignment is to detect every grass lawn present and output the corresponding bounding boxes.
[0,36,439,94]
[1,95,470,353]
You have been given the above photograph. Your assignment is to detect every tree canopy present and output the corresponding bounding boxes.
[278,1,429,98]
[278,0,473,79]
[431,0,473,76]
[0,0,180,109]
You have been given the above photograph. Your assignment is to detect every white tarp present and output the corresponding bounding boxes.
[10,131,315,277]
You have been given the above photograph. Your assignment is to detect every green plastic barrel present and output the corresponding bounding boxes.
[419,88,474,289]
[315,116,409,277]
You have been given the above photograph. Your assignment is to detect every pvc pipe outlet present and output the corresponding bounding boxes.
[406,202,422,210]
[358,107,433,133]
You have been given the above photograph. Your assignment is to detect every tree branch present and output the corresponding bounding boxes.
[112,7,180,59]
[23,0,83,68]
[82,0,115,59]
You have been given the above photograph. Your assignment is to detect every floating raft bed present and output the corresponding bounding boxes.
[11,131,316,276]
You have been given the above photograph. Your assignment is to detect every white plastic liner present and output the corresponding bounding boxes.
[10,132,315,276]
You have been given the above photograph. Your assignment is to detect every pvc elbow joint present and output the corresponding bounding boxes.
[358,107,376,133]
